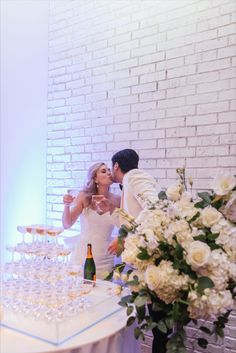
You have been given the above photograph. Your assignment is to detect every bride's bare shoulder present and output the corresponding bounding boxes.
[75,191,89,206]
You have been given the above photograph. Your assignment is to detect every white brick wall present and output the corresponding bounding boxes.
[47,1,236,352]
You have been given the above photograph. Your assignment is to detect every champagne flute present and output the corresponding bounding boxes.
[92,195,105,214]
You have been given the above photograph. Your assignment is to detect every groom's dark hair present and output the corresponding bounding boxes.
[112,149,139,173]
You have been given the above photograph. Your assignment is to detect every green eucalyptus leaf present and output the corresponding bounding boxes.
[158,190,167,200]
[152,301,165,312]
[137,248,151,260]
[208,242,222,250]
[104,270,113,281]
[199,326,211,335]
[136,305,146,322]
[197,192,212,204]
[134,295,148,307]
[118,300,128,307]
[211,198,224,210]
[157,320,168,333]
[207,232,219,241]
[215,327,224,338]
[127,316,136,327]
[197,276,214,293]
[165,317,174,329]
[197,337,208,349]
[126,306,134,316]
[134,327,145,340]
[194,200,208,209]
[139,289,148,296]
[147,322,158,331]
[174,242,184,258]
[188,211,200,224]
[172,302,180,321]
[134,327,140,339]
[167,332,186,353]
[193,234,206,242]
[126,275,139,286]
[120,294,133,304]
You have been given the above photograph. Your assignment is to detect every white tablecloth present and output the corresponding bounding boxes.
[0,310,141,353]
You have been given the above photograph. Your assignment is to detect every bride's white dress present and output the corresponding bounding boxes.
[69,207,141,353]
[70,207,115,279]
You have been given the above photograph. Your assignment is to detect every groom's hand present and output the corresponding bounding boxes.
[108,237,118,255]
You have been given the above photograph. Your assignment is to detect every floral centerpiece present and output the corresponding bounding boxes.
[108,170,236,352]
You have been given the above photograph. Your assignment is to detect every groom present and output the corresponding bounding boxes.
[108,148,171,353]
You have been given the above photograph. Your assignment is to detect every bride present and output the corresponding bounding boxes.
[63,162,141,353]
[62,162,120,279]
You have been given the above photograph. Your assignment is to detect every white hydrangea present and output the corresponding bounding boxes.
[136,208,171,242]
[212,220,236,261]
[127,270,145,293]
[121,234,141,265]
[188,289,233,320]
[199,249,235,291]
[142,228,159,254]
[166,203,181,219]
[164,219,195,249]
[175,198,197,221]
[145,261,190,304]
[176,231,194,250]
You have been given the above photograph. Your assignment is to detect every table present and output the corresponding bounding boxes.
[0,309,141,353]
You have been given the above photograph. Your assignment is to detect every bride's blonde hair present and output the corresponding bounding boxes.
[82,162,105,204]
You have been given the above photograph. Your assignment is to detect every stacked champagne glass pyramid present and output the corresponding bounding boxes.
[1,225,121,345]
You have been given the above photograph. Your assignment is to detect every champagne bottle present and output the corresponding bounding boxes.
[84,243,96,282]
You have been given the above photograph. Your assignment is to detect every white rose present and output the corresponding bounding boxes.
[121,234,140,264]
[186,241,211,270]
[201,206,222,227]
[176,231,193,250]
[211,218,229,233]
[213,173,236,196]
[167,219,190,236]
[166,183,182,201]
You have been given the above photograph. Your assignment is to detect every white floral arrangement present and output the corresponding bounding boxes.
[108,170,236,353]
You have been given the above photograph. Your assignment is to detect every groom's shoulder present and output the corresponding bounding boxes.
[125,168,155,181]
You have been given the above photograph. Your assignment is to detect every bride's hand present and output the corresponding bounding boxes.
[93,197,114,214]
[63,194,75,206]
[97,198,111,213]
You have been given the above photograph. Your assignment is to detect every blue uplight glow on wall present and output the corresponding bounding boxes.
[0,0,49,262]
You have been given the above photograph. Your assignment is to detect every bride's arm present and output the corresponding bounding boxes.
[62,192,85,229]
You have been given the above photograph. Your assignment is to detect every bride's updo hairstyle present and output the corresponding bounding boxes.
[82,162,105,204]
